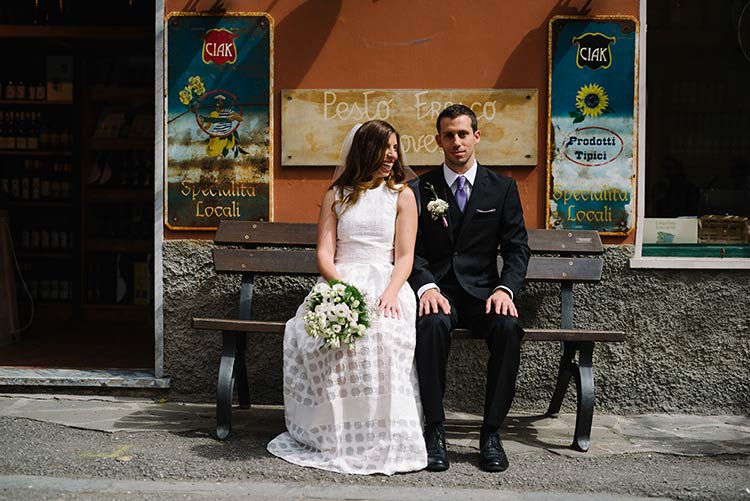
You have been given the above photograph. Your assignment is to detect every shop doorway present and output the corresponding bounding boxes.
[0,3,156,372]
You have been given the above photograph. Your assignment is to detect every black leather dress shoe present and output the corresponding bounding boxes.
[479,430,509,472]
[424,423,449,471]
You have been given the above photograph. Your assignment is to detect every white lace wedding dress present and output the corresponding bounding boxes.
[267,182,427,475]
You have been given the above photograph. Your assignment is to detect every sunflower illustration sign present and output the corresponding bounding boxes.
[546,16,638,235]
[165,13,273,230]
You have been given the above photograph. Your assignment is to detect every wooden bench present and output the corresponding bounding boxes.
[192,221,625,451]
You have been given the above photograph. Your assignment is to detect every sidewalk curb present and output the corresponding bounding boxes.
[0,475,673,501]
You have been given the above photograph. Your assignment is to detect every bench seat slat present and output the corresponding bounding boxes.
[525,256,603,282]
[213,248,318,274]
[192,318,286,333]
[215,221,318,246]
[522,329,625,342]
[454,327,625,342]
[192,318,625,343]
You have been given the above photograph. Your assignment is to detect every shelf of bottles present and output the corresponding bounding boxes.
[9,192,77,312]
[81,44,155,309]
[0,49,75,156]
[84,172,152,304]
[1,155,76,308]
[1,158,74,204]
[0,31,79,324]
[1,0,155,320]
[84,251,152,307]
[18,260,74,305]
[0,1,153,29]
[0,110,73,155]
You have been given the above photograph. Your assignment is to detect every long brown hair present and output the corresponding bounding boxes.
[332,120,408,212]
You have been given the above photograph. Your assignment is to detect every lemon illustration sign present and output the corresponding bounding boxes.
[546,16,638,235]
[165,13,273,230]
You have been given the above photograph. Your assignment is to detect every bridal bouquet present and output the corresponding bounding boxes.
[303,279,371,349]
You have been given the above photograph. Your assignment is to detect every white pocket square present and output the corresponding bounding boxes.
[475,208,496,214]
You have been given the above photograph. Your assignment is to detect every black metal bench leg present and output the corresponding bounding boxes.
[235,333,251,408]
[546,342,577,417]
[216,332,237,440]
[572,341,595,452]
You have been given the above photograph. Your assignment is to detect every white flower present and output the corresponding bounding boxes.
[334,303,350,317]
[424,182,449,227]
[326,308,339,322]
[427,199,449,219]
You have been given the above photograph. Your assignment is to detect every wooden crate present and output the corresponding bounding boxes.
[698,215,750,244]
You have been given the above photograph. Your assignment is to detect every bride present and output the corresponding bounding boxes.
[267,120,427,475]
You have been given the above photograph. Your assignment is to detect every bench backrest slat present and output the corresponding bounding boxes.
[214,221,317,246]
[214,250,602,283]
[211,222,606,284]
[527,229,603,255]
[213,248,318,274]
[525,256,603,282]
[215,223,603,254]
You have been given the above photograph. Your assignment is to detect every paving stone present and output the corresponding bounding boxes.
[1,394,749,459]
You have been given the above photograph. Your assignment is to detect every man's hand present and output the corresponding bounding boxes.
[419,288,451,317]
[486,289,517,318]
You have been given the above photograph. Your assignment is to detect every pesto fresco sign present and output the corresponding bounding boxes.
[282,89,538,166]
[165,13,273,230]
[546,16,639,235]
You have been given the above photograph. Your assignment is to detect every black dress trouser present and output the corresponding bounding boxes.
[415,276,523,431]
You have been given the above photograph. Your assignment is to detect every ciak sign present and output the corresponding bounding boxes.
[546,16,639,235]
[165,13,274,230]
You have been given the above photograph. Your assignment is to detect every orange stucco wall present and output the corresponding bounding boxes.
[164,0,639,243]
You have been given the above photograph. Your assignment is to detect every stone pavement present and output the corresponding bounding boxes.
[1,393,749,458]
[1,393,749,500]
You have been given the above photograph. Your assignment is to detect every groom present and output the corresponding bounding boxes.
[409,104,530,472]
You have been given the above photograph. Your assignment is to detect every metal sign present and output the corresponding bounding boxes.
[165,13,273,230]
[546,16,639,235]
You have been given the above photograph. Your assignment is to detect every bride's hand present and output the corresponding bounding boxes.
[378,290,401,319]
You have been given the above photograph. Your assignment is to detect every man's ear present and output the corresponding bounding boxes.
[435,133,442,148]
[474,130,481,143]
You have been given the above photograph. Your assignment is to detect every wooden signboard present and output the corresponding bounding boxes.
[282,89,538,166]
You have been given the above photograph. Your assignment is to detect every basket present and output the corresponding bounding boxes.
[698,215,750,244]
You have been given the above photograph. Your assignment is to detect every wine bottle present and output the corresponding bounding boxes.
[27,112,38,150]
[15,112,27,150]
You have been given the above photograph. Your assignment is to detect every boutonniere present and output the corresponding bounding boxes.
[425,182,449,228]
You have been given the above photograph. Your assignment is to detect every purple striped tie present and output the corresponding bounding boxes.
[456,175,467,213]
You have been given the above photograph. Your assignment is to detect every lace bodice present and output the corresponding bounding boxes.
[334,183,400,265]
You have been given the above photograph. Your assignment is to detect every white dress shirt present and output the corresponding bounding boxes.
[443,162,477,201]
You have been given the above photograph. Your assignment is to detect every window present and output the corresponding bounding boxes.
[632,0,750,268]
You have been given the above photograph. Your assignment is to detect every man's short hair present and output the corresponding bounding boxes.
[436,104,478,133]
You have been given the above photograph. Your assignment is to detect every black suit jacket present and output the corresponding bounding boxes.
[409,164,530,301]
